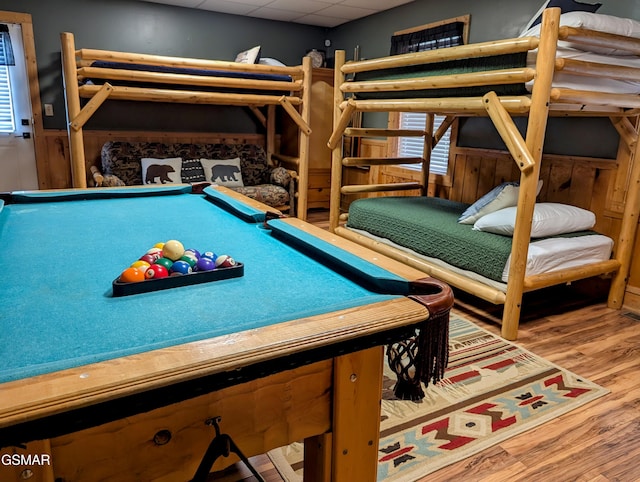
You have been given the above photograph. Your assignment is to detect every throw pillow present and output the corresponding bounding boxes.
[141,157,182,184]
[521,12,640,55]
[181,158,206,184]
[200,158,244,188]
[235,46,261,64]
[520,0,601,34]
[458,180,543,225]
[473,202,596,237]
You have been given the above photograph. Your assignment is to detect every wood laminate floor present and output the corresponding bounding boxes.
[212,209,640,482]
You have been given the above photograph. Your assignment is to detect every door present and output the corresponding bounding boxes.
[0,22,37,191]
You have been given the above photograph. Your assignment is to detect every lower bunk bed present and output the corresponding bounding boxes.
[337,196,617,312]
[336,185,628,341]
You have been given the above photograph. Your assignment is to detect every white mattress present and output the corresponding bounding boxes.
[347,227,613,292]
[526,47,640,94]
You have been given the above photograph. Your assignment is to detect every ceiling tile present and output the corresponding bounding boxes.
[316,4,377,19]
[140,0,415,27]
[294,13,346,27]
[197,0,256,15]
[249,7,305,22]
[267,0,333,15]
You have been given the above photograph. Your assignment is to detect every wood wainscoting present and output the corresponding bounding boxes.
[354,137,639,316]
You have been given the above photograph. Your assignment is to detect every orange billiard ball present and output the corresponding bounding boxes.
[119,267,145,283]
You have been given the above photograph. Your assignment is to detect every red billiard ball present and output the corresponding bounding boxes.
[139,253,157,265]
[145,264,169,279]
[215,255,236,268]
[146,247,163,258]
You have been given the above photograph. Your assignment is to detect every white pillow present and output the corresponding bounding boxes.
[141,157,182,184]
[519,0,602,35]
[259,57,286,67]
[200,158,244,188]
[521,12,640,55]
[473,202,596,238]
[235,46,261,64]
[458,180,543,225]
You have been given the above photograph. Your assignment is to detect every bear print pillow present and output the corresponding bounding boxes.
[141,157,183,184]
[200,158,244,188]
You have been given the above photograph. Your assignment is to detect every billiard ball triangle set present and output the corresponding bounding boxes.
[112,239,244,296]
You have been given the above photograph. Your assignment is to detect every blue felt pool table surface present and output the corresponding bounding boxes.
[0,185,409,384]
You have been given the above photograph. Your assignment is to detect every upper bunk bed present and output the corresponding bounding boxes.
[60,32,313,219]
[327,7,640,340]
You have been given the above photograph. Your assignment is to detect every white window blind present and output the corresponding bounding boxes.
[399,113,450,175]
[0,28,15,133]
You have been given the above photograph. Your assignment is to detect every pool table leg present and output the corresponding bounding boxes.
[332,346,384,481]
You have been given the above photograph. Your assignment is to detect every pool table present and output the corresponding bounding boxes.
[0,185,452,482]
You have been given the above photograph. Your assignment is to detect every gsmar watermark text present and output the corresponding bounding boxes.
[1,453,51,465]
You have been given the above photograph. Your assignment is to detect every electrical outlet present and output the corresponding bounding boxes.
[44,104,54,116]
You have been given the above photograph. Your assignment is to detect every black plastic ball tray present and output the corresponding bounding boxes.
[112,262,244,296]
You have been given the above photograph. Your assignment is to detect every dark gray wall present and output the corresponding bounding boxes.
[327,0,639,64]
[2,0,638,150]
[325,0,639,159]
[0,0,328,130]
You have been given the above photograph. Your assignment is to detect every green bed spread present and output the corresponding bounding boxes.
[352,52,529,99]
[346,196,597,282]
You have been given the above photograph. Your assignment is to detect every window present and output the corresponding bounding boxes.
[392,16,469,175]
[398,113,450,175]
[0,24,15,133]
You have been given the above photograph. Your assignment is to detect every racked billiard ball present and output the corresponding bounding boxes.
[162,239,185,261]
[196,257,216,272]
[145,264,169,279]
[170,260,192,275]
[139,253,157,265]
[215,255,236,268]
[146,247,163,258]
[130,260,150,274]
[119,267,145,283]
[201,251,216,261]
[154,257,174,270]
[185,248,201,259]
[180,254,197,268]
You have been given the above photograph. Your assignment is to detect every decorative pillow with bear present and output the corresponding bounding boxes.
[141,157,182,184]
[200,158,244,188]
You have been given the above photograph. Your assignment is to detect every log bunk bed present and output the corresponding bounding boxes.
[328,7,640,340]
[60,32,313,219]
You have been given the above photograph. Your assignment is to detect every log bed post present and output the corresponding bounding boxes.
[60,32,88,188]
[608,119,640,308]
[295,56,312,221]
[329,50,347,232]
[501,8,560,340]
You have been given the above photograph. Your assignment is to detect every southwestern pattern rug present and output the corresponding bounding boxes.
[267,315,609,481]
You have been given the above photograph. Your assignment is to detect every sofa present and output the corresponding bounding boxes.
[94,141,295,211]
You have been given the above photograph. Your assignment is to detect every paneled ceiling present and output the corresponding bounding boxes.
[141,0,414,27]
